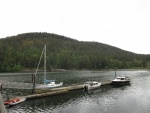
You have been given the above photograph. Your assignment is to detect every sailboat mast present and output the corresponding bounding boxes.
[44,45,46,84]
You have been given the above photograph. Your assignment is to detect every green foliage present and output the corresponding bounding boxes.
[0,32,150,72]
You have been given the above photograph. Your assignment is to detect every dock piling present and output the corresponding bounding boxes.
[32,74,36,94]
[0,83,2,93]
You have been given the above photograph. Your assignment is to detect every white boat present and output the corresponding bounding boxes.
[84,81,101,90]
[112,75,130,85]
[4,97,26,106]
[36,45,63,89]
[37,80,63,88]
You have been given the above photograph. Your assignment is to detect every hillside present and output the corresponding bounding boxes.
[0,32,150,72]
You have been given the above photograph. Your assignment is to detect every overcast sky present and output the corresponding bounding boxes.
[0,0,150,54]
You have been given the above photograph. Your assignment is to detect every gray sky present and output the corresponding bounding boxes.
[1,0,150,54]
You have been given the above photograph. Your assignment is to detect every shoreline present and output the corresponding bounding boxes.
[0,68,149,74]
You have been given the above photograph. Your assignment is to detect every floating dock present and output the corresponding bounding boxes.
[23,81,112,100]
[1,80,112,110]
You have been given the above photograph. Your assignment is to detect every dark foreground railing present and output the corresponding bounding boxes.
[0,93,7,113]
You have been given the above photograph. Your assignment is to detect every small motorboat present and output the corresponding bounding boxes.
[84,81,101,91]
[112,75,130,85]
[4,97,26,106]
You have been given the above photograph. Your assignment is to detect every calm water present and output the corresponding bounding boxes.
[1,70,150,113]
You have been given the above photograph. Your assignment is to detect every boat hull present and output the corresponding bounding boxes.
[88,84,101,90]
[4,97,26,106]
[37,83,63,89]
[112,81,130,85]
[112,76,130,85]
[84,81,101,91]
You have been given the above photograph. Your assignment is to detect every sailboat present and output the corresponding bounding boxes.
[36,45,63,89]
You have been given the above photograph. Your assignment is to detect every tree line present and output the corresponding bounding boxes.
[0,32,150,72]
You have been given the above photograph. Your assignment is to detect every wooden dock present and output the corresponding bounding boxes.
[24,89,69,99]
[101,81,112,85]
[23,81,112,100]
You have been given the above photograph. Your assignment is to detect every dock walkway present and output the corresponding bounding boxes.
[23,81,112,100]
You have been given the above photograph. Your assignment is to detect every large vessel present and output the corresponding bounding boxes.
[112,75,130,85]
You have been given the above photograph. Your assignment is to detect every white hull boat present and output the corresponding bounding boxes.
[112,75,130,85]
[37,81,63,89]
[84,81,101,91]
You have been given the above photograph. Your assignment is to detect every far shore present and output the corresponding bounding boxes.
[0,68,150,74]
[9,68,150,72]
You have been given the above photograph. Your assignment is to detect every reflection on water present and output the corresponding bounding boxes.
[1,70,150,113]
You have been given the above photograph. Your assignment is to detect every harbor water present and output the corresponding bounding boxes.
[0,70,150,113]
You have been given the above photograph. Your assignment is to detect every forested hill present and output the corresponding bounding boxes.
[0,32,150,72]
